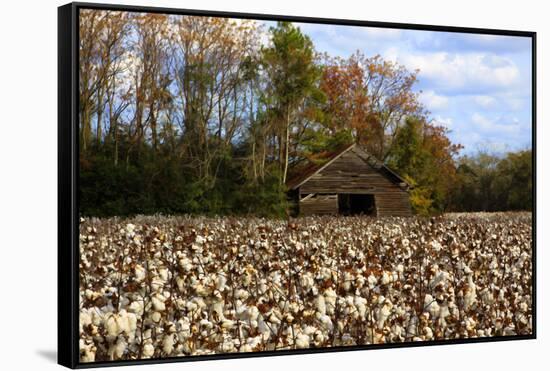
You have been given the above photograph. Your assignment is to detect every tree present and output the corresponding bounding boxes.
[320,52,425,159]
[388,118,461,215]
[261,22,323,184]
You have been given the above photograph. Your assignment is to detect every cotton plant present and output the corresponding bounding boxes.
[79,212,532,362]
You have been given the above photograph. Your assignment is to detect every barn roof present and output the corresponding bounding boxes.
[286,143,411,190]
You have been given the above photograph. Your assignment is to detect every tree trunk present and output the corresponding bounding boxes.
[282,107,291,185]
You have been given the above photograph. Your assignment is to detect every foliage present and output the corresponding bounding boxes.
[78,10,532,217]
[449,150,532,212]
[387,118,462,214]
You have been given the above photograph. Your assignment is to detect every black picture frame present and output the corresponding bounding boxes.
[58,2,537,368]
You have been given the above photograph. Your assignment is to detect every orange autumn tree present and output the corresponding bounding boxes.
[320,52,425,160]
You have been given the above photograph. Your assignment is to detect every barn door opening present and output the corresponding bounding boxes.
[338,194,376,216]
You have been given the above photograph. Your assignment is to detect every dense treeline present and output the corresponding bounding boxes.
[79,10,532,217]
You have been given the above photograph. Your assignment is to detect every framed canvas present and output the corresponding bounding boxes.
[58,2,536,368]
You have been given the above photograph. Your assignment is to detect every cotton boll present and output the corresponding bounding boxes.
[158,267,169,282]
[367,274,378,288]
[314,330,326,346]
[423,326,434,340]
[216,274,228,291]
[134,265,146,282]
[315,295,326,315]
[240,344,253,353]
[108,337,126,360]
[104,315,119,338]
[295,333,310,348]
[151,311,162,322]
[376,301,392,329]
[115,311,130,335]
[354,296,368,319]
[142,343,155,358]
[128,300,143,315]
[381,271,392,285]
[152,294,166,312]
[162,334,174,355]
[324,288,337,314]
[79,339,97,363]
[463,276,478,310]
[179,257,193,272]
[317,313,333,332]
[430,240,442,252]
[221,319,235,330]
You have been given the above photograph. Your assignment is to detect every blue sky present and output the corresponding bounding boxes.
[263,21,532,155]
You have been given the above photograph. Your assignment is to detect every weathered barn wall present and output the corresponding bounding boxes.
[299,194,338,215]
[297,147,412,217]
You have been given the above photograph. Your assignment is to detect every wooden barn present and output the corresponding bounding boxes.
[286,144,412,217]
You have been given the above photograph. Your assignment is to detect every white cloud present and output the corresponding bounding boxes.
[433,115,453,129]
[420,90,449,110]
[474,95,497,108]
[471,113,521,135]
[395,52,520,93]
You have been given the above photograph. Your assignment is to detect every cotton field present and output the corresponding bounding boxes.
[78,213,532,362]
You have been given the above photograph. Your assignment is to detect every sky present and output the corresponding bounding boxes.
[263,21,533,155]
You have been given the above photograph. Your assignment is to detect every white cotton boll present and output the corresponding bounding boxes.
[81,310,92,327]
[295,333,310,349]
[368,274,378,288]
[314,331,326,346]
[235,288,249,300]
[126,312,137,332]
[175,276,186,292]
[240,344,253,353]
[134,265,146,282]
[354,296,367,319]
[115,311,130,335]
[151,311,162,322]
[221,335,235,352]
[423,327,434,340]
[396,264,404,274]
[300,273,315,292]
[430,240,442,252]
[462,264,473,275]
[381,271,392,285]
[247,306,260,322]
[317,313,333,332]
[216,274,227,291]
[179,257,193,272]
[343,272,353,291]
[324,288,337,314]
[195,235,207,245]
[303,325,317,336]
[211,298,225,319]
[424,295,440,318]
[316,295,326,315]
[376,302,392,329]
[126,223,135,234]
[159,267,169,282]
[221,319,235,330]
[200,318,214,330]
[269,312,281,325]
[109,337,126,360]
[463,276,477,310]
[105,315,119,338]
[247,335,262,349]
[142,343,154,358]
[152,294,166,312]
[258,317,271,339]
[128,301,143,315]
[162,334,174,354]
